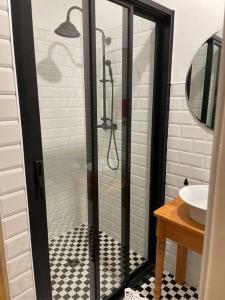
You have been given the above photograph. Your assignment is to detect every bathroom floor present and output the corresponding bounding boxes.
[49,224,198,299]
[49,224,145,299]
[134,271,198,299]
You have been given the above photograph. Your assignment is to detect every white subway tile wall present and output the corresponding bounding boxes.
[0,10,10,38]
[0,96,18,120]
[9,270,33,298]
[165,83,213,287]
[0,2,36,299]
[0,40,12,67]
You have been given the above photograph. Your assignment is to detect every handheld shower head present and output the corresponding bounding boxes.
[105,60,113,81]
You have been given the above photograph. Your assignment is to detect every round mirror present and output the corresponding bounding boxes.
[186,30,223,130]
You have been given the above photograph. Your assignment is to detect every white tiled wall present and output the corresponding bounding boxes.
[33,27,88,239]
[165,83,213,287]
[0,1,36,299]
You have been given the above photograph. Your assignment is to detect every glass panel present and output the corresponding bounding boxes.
[31,1,91,298]
[188,43,208,121]
[130,15,156,270]
[95,0,126,298]
[207,44,220,127]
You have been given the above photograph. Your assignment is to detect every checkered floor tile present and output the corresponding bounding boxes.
[49,225,198,299]
[134,271,198,299]
[49,224,145,299]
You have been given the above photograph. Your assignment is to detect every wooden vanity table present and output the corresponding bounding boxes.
[153,197,205,300]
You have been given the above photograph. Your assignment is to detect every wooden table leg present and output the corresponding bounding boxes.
[176,244,187,284]
[154,237,166,300]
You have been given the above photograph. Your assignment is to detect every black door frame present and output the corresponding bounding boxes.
[10,1,52,299]
[10,0,174,299]
[82,1,100,299]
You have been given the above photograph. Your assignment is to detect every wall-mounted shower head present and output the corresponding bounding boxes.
[55,6,82,38]
[55,6,112,45]
[55,20,80,38]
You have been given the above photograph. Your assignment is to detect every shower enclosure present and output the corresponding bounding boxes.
[11,0,174,299]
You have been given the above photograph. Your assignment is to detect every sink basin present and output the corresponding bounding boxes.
[179,185,209,225]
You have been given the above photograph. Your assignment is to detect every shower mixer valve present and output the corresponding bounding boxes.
[97,118,117,131]
[99,78,114,83]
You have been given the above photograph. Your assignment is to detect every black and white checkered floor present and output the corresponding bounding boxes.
[49,224,198,299]
[134,271,198,299]
[49,224,145,299]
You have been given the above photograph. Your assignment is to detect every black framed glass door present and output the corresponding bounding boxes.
[87,1,133,297]
[10,0,174,299]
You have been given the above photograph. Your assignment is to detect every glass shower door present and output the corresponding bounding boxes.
[95,0,131,298]
[30,0,133,298]
[11,0,173,298]
[30,0,92,298]
[130,14,156,272]
[94,2,157,298]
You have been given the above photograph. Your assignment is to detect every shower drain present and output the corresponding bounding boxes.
[66,258,80,268]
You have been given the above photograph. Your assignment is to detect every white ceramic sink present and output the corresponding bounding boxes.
[179,185,209,225]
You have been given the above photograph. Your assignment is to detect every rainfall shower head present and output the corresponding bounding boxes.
[55,20,80,38]
[55,6,82,38]
[55,6,112,45]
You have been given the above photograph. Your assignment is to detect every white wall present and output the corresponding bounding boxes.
[157,0,224,83]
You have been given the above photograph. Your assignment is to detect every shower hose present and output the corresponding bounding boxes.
[107,79,120,170]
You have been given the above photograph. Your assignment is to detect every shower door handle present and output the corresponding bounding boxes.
[34,160,45,201]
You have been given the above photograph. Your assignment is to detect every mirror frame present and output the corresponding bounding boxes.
[186,34,222,130]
